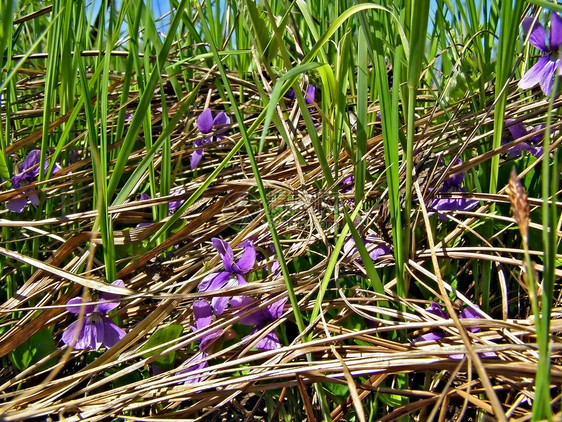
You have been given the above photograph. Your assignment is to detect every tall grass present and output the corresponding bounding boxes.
[0,1,561,420]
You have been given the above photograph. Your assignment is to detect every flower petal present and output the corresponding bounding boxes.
[211,296,230,316]
[199,271,232,295]
[61,319,83,348]
[91,314,105,350]
[550,13,562,50]
[425,302,448,319]
[27,190,39,207]
[265,297,288,320]
[193,299,213,330]
[506,120,528,140]
[368,243,391,261]
[254,330,281,350]
[211,238,235,272]
[180,351,209,384]
[190,149,204,169]
[228,274,249,308]
[530,146,544,157]
[210,275,240,315]
[197,108,214,133]
[519,55,552,91]
[305,84,316,105]
[522,17,548,51]
[97,279,125,314]
[233,239,256,274]
[101,315,126,348]
[413,330,448,343]
[65,297,95,315]
[213,111,230,127]
[538,56,558,96]
[62,317,98,350]
[6,196,28,213]
[20,150,41,177]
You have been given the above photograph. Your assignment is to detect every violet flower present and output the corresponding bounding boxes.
[343,232,391,264]
[7,149,61,213]
[191,108,230,169]
[284,84,317,106]
[139,186,186,216]
[180,351,210,384]
[414,302,495,359]
[239,297,288,350]
[341,175,355,194]
[198,238,256,315]
[179,299,224,384]
[428,161,479,220]
[519,13,562,96]
[305,84,316,105]
[192,299,222,350]
[62,280,126,350]
[504,119,544,158]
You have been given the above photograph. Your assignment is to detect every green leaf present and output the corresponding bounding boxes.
[10,328,56,371]
[139,324,183,370]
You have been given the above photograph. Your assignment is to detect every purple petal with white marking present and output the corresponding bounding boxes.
[519,55,554,93]
[538,57,558,96]
[199,271,231,294]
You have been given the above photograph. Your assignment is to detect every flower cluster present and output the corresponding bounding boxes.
[6,149,61,213]
[196,238,286,349]
[191,108,230,170]
[62,280,126,351]
[180,238,286,383]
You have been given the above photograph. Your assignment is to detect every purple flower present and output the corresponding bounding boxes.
[428,160,479,220]
[62,280,126,350]
[7,149,61,213]
[192,299,222,350]
[414,303,495,359]
[504,119,544,158]
[179,351,210,384]
[138,187,186,220]
[191,109,230,169]
[239,297,288,350]
[305,85,316,105]
[284,84,317,106]
[341,176,355,194]
[198,238,256,315]
[167,186,186,212]
[343,232,391,263]
[519,13,562,96]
